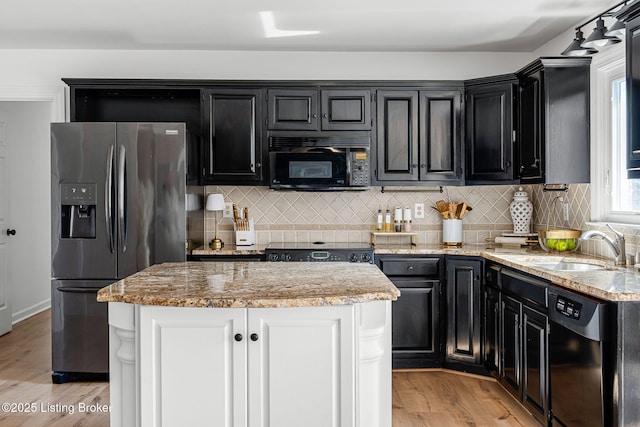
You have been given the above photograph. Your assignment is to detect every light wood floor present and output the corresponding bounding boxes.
[0,310,538,426]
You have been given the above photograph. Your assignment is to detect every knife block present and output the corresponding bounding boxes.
[234,218,256,246]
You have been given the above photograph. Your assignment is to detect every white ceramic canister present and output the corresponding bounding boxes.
[510,187,533,234]
[443,219,463,247]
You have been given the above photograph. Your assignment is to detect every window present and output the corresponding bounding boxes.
[610,77,640,212]
[592,43,640,224]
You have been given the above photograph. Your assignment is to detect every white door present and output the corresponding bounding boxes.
[0,122,12,336]
[248,305,355,427]
[138,305,248,427]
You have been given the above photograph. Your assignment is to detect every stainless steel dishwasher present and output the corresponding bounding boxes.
[549,286,611,426]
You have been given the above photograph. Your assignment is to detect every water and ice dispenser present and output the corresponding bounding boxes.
[60,183,97,239]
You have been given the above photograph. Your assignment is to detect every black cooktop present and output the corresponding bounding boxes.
[266,242,373,250]
[265,242,374,263]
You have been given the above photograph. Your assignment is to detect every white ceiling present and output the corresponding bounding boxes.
[0,0,622,52]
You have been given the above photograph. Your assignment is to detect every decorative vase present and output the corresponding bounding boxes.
[510,187,533,234]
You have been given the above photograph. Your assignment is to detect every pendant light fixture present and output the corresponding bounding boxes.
[581,17,622,48]
[561,0,628,57]
[605,19,626,37]
[561,30,598,56]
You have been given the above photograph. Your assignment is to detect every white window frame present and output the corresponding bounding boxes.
[590,42,640,225]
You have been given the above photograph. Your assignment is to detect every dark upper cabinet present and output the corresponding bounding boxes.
[627,16,640,177]
[618,5,640,178]
[515,57,591,184]
[419,90,463,182]
[321,89,371,130]
[267,89,318,130]
[267,88,371,131]
[376,91,419,181]
[202,88,265,184]
[465,75,517,183]
[377,255,443,369]
[66,84,202,185]
[375,89,463,184]
[445,256,482,367]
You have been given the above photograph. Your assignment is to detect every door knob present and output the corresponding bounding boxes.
[250,333,259,342]
[6,229,16,236]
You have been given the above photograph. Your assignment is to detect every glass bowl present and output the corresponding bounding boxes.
[538,229,581,252]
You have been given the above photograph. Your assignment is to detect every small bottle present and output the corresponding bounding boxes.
[384,208,392,231]
[376,208,383,231]
[403,206,412,232]
[394,206,403,232]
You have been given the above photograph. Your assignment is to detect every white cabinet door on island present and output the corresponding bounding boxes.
[138,304,355,427]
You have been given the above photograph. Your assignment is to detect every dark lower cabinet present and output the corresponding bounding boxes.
[376,255,443,368]
[501,295,521,396]
[445,257,483,370]
[483,277,501,377]
[522,306,549,422]
[499,267,550,426]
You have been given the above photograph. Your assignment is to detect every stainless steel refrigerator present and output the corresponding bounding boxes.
[50,122,186,383]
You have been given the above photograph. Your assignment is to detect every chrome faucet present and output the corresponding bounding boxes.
[580,224,626,266]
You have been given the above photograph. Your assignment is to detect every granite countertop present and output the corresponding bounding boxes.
[374,243,640,302]
[97,261,400,308]
[191,244,267,255]
[187,242,640,302]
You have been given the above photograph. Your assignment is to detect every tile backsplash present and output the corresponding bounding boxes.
[187,181,640,263]
[189,184,524,248]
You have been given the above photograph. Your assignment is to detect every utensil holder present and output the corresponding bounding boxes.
[234,218,255,246]
[443,219,463,247]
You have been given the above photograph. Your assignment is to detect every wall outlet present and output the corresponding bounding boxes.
[223,202,234,218]
[415,203,425,219]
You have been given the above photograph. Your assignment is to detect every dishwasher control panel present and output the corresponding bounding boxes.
[555,296,582,320]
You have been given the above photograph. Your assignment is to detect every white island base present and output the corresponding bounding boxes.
[107,300,392,427]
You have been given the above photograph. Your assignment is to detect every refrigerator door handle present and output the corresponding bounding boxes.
[118,145,127,253]
[56,286,102,294]
[105,144,115,253]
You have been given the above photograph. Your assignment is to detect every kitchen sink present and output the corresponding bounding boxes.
[533,261,607,271]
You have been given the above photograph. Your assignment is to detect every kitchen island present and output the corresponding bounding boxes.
[97,261,400,427]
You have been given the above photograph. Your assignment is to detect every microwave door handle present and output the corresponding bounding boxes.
[118,145,127,253]
[105,144,115,253]
[345,150,352,182]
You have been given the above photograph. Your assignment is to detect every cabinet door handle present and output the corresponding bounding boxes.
[250,333,259,342]
[312,114,317,118]
[323,113,328,118]
[256,163,261,168]
[407,266,414,272]
[234,334,243,342]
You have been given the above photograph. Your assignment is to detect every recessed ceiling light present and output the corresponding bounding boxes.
[259,11,320,38]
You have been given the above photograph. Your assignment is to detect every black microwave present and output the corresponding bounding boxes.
[269,135,370,191]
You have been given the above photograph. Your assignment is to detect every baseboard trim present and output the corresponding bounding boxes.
[12,300,51,324]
